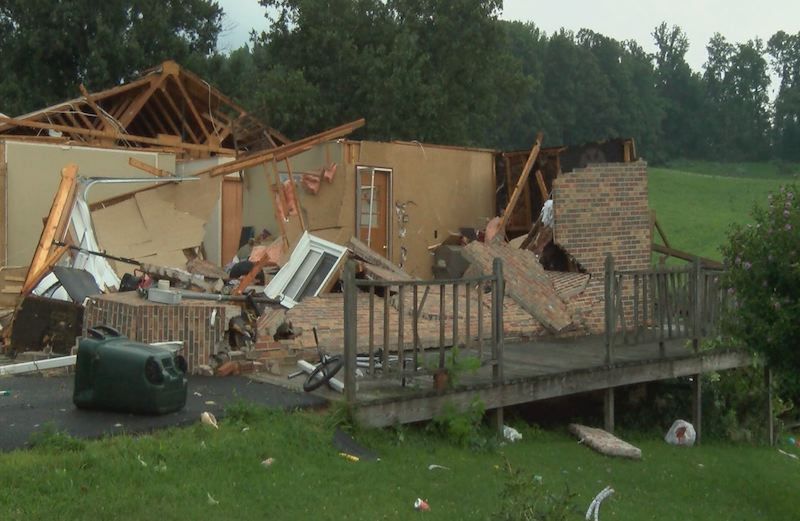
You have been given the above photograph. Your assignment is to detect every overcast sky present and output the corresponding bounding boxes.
[217,0,800,73]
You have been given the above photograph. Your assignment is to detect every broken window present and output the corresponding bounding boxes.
[265,232,348,308]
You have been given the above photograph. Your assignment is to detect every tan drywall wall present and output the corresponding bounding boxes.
[241,140,494,279]
[242,143,345,238]
[177,157,233,265]
[356,141,495,277]
[3,141,176,266]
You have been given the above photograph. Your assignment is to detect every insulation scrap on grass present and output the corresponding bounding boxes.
[462,240,572,333]
[569,423,642,460]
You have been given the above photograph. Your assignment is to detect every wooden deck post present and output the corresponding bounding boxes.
[343,260,357,405]
[604,388,615,433]
[492,258,505,433]
[766,367,774,446]
[692,375,702,445]
[603,254,615,365]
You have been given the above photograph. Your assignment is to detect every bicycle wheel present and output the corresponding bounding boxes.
[303,355,344,392]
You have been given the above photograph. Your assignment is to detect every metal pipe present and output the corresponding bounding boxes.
[81,175,198,200]
[174,289,282,305]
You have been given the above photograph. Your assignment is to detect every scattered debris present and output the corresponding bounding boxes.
[664,419,696,447]
[585,486,615,521]
[200,412,218,429]
[332,428,379,461]
[778,449,798,460]
[261,457,275,467]
[207,492,219,506]
[427,464,450,471]
[502,425,523,443]
[414,498,430,512]
[339,452,359,462]
[569,424,642,460]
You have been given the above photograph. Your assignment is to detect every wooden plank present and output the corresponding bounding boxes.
[498,132,543,231]
[197,119,365,178]
[128,157,170,177]
[22,165,78,292]
[349,237,413,281]
[118,74,167,128]
[353,349,752,427]
[652,243,723,270]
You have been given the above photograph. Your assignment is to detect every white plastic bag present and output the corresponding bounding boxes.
[503,425,522,443]
[664,419,696,447]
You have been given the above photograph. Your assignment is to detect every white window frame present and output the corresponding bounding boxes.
[265,232,348,308]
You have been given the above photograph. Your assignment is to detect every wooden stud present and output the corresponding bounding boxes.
[604,388,615,433]
[412,285,419,373]
[382,289,390,373]
[498,132,543,231]
[369,286,375,375]
[343,260,357,404]
[397,286,405,382]
[692,374,702,445]
[452,283,459,348]
[439,284,445,368]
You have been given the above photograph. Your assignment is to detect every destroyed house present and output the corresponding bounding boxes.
[0,60,653,375]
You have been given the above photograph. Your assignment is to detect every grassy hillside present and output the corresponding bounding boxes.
[1,407,798,520]
[648,161,798,261]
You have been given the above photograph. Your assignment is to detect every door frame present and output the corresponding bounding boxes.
[354,165,392,259]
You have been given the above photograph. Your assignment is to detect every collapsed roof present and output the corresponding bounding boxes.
[0,60,286,158]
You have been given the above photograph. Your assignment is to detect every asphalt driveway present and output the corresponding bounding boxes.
[0,375,326,452]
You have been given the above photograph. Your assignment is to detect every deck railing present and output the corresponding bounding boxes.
[342,258,505,404]
[604,254,726,364]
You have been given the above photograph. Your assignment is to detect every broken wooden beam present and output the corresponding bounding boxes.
[499,132,543,231]
[651,243,723,270]
[22,165,78,294]
[197,119,366,178]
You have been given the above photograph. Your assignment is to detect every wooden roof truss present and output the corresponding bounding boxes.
[0,61,282,158]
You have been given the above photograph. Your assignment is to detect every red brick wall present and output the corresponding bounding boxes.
[83,292,239,373]
[552,161,651,333]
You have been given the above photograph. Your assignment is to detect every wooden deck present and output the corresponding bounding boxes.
[255,336,751,428]
[349,337,750,427]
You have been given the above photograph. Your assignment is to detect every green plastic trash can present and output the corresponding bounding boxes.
[73,325,188,414]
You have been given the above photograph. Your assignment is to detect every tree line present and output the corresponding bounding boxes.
[1,0,798,163]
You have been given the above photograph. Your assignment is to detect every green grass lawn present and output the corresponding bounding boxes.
[1,406,798,520]
[648,162,798,261]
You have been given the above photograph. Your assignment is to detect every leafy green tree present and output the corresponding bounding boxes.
[768,31,800,161]
[0,0,223,115]
[652,22,707,160]
[722,184,800,394]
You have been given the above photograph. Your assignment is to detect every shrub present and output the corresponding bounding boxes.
[429,397,489,449]
[721,183,800,395]
[492,457,576,521]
